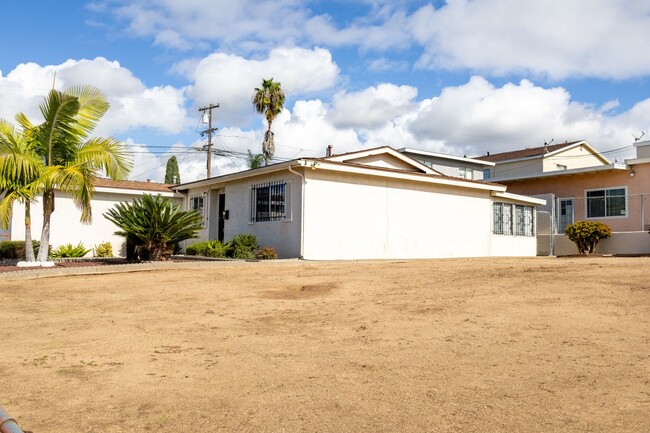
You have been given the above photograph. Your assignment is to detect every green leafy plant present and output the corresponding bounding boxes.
[50,242,91,258]
[228,233,258,259]
[186,240,230,258]
[94,242,113,258]
[565,220,612,254]
[104,194,203,261]
[0,240,42,260]
[255,247,278,260]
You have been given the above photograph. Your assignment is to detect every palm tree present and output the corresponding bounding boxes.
[0,119,43,262]
[246,150,264,169]
[252,78,285,165]
[19,86,132,262]
[104,194,203,261]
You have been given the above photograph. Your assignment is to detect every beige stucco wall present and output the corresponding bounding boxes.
[542,145,607,171]
[10,188,180,256]
[183,170,303,259]
[300,169,536,260]
[554,232,650,255]
[492,159,544,179]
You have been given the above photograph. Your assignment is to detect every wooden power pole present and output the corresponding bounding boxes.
[198,103,219,178]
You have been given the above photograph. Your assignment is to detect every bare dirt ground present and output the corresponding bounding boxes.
[1,257,648,433]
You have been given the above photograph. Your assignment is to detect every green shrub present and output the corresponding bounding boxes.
[50,242,92,258]
[255,247,278,260]
[565,221,612,254]
[186,240,229,258]
[94,242,113,258]
[0,240,41,260]
[228,233,258,259]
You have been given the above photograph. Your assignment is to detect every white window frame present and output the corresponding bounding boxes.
[492,202,535,237]
[584,186,627,219]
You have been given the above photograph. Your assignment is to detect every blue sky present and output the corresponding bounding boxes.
[2,0,649,181]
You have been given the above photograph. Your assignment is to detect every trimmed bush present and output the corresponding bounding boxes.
[94,242,113,258]
[50,242,92,258]
[228,233,258,259]
[186,240,229,258]
[0,240,41,260]
[255,247,278,260]
[565,221,612,254]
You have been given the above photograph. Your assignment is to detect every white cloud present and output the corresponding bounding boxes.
[179,47,340,126]
[0,58,189,135]
[410,0,650,79]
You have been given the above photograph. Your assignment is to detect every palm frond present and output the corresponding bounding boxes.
[77,137,133,179]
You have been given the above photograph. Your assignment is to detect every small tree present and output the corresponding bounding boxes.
[104,194,203,261]
[165,156,181,184]
[565,221,612,254]
[246,150,264,169]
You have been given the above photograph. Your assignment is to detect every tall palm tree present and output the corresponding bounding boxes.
[252,78,285,165]
[18,86,132,262]
[0,119,43,262]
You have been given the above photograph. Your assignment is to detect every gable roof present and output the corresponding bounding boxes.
[324,146,442,175]
[476,141,582,163]
[399,147,495,167]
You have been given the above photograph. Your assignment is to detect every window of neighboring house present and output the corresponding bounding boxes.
[493,202,534,236]
[250,181,288,223]
[556,164,567,170]
[190,194,206,226]
[482,168,491,180]
[458,166,473,179]
[586,187,627,218]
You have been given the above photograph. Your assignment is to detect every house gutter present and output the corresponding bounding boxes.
[0,406,26,433]
[287,163,306,259]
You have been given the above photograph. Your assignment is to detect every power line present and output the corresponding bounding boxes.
[198,103,219,178]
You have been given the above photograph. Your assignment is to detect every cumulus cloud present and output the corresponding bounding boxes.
[410,0,650,79]
[178,47,340,126]
[0,57,189,135]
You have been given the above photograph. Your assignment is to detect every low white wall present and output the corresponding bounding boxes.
[554,231,650,255]
[491,235,539,257]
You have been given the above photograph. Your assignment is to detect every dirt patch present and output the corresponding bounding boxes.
[1,257,649,433]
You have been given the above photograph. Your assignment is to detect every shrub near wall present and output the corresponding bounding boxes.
[565,221,612,254]
[0,241,41,260]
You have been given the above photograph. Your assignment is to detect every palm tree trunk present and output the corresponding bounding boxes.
[24,201,35,262]
[36,189,54,262]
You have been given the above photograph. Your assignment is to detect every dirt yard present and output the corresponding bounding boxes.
[1,257,648,433]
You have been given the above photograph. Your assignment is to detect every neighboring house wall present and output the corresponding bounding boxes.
[399,149,491,180]
[9,183,178,256]
[541,145,606,172]
[492,158,545,180]
[502,164,650,233]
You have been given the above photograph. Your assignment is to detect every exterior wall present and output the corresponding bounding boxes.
[403,152,487,180]
[346,154,419,171]
[554,232,650,255]
[492,159,544,179]
[10,189,179,256]
[542,145,607,172]
[635,141,650,158]
[183,170,303,259]
[502,163,650,232]
[301,170,536,260]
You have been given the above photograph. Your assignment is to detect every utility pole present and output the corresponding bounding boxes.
[198,103,219,178]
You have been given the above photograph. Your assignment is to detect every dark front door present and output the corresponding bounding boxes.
[218,193,226,242]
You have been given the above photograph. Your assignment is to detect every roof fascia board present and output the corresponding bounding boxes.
[491,191,546,206]
[94,186,177,196]
[326,146,439,175]
[172,160,296,191]
[488,163,627,182]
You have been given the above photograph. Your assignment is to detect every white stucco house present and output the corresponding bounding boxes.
[173,147,545,260]
[3,179,179,256]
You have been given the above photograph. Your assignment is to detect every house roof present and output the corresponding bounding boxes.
[476,141,582,162]
[488,163,628,183]
[399,147,495,166]
[94,178,174,193]
[323,146,442,175]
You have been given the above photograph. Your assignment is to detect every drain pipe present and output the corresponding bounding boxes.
[0,406,26,433]
[287,162,306,259]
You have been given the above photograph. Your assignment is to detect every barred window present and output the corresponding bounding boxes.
[493,202,534,237]
[190,194,205,226]
[250,181,287,223]
[586,187,626,218]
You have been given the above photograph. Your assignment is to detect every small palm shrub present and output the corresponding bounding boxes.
[565,221,612,254]
[255,247,278,260]
[228,233,258,259]
[50,242,91,258]
[186,240,230,258]
[104,194,203,261]
[94,242,113,258]
[0,240,41,260]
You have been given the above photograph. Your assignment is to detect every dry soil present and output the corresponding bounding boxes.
[1,257,649,433]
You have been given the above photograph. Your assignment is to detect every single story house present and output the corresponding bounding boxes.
[173,146,545,260]
[478,140,650,255]
[3,178,179,256]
